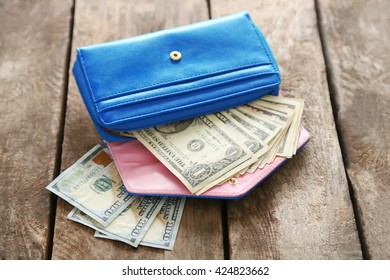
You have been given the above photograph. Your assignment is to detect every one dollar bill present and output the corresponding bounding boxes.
[133,116,256,194]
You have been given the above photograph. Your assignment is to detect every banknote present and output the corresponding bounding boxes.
[257,103,295,158]
[67,196,167,247]
[225,108,279,144]
[225,108,283,171]
[214,111,269,175]
[240,104,294,157]
[214,111,268,159]
[95,197,186,250]
[132,116,256,194]
[46,143,134,226]
[140,196,185,250]
[254,96,304,154]
[94,231,117,241]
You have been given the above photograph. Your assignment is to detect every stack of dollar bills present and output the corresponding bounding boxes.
[46,95,304,250]
[122,95,304,195]
[46,143,185,250]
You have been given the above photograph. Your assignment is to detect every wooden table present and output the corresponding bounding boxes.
[1,0,389,260]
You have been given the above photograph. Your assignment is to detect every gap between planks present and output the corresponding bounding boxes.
[47,0,76,260]
[314,0,367,259]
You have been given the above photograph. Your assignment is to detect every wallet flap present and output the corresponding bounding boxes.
[76,12,277,103]
[73,12,280,140]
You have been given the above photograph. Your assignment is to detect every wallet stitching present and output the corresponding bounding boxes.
[92,61,266,102]
[97,68,278,112]
[99,81,280,126]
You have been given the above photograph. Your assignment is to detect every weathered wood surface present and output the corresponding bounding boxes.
[317,0,390,259]
[211,0,362,259]
[0,0,72,259]
[51,0,224,260]
[3,0,388,260]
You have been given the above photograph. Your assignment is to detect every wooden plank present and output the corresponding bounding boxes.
[0,0,73,259]
[211,0,362,259]
[317,0,390,259]
[52,0,224,259]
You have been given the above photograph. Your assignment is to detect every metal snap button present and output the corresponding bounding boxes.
[170,51,182,61]
[229,177,238,185]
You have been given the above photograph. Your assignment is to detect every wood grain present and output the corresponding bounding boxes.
[211,0,362,259]
[51,0,224,259]
[317,0,390,259]
[0,0,72,259]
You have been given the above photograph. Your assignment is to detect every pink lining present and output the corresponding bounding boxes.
[108,127,309,199]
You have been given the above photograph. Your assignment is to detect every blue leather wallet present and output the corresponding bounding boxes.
[73,12,280,141]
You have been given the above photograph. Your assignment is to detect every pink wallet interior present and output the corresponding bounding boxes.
[107,127,310,199]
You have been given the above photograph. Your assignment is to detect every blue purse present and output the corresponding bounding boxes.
[73,12,280,141]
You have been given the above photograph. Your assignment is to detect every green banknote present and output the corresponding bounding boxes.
[46,142,134,227]
[68,196,166,247]
[95,196,186,250]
